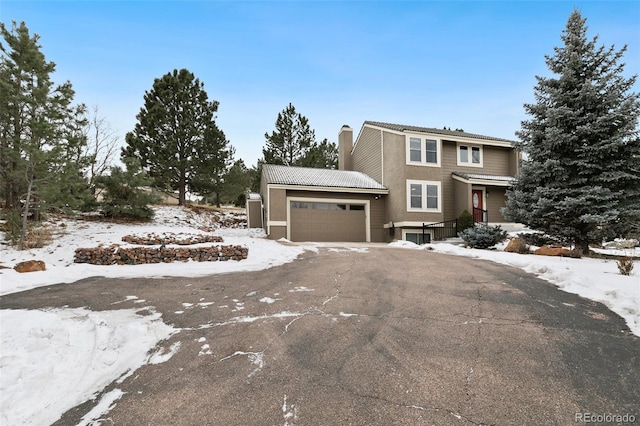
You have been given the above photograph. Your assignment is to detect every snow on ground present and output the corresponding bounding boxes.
[389,239,640,337]
[0,307,177,426]
[0,206,307,296]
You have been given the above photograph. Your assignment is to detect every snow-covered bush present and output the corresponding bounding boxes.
[459,224,508,249]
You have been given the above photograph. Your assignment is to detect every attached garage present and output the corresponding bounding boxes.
[260,165,388,242]
[290,200,366,242]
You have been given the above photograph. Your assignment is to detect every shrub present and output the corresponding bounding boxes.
[96,157,159,220]
[457,210,474,233]
[459,224,508,249]
[3,208,22,245]
[23,225,53,249]
[617,257,634,276]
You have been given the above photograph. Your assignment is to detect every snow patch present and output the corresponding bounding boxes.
[76,389,124,426]
[0,307,177,426]
[289,286,314,292]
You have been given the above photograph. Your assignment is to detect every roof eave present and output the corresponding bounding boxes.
[267,183,389,194]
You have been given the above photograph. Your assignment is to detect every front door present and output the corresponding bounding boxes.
[472,189,484,222]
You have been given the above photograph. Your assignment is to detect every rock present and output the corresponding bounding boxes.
[14,260,46,273]
[603,238,639,249]
[505,237,529,254]
[534,245,571,257]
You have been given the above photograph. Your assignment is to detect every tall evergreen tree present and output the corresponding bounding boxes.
[220,159,252,206]
[190,124,235,207]
[123,69,231,205]
[299,138,338,169]
[0,21,89,248]
[262,103,316,166]
[503,10,640,254]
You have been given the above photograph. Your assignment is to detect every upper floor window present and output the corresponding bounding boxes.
[407,180,441,212]
[407,136,440,167]
[457,144,482,167]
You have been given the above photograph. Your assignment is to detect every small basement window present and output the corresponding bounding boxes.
[405,232,431,244]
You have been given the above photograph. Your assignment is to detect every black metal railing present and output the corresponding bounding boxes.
[473,207,488,224]
[422,219,459,241]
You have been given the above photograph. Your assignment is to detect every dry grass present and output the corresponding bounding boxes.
[617,257,635,276]
[22,225,54,249]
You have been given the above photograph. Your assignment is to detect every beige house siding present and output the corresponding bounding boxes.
[441,141,459,221]
[509,150,521,176]
[268,187,287,222]
[352,126,383,183]
[453,178,471,219]
[486,187,509,222]
[246,199,263,228]
[481,146,512,175]
[269,226,287,240]
[381,131,410,224]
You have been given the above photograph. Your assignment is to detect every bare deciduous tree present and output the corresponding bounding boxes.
[83,105,119,195]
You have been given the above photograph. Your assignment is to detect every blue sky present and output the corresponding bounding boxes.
[2,1,639,167]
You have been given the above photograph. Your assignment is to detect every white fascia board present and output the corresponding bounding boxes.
[451,174,512,187]
[443,136,514,148]
[380,129,385,185]
[364,123,406,136]
[268,184,388,195]
[405,129,514,148]
[268,221,287,227]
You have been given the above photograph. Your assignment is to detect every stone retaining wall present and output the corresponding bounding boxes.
[74,245,248,265]
[121,233,224,245]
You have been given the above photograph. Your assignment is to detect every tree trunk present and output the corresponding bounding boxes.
[178,173,186,205]
[18,175,34,251]
[575,237,590,256]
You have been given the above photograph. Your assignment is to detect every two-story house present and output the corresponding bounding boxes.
[253,121,519,243]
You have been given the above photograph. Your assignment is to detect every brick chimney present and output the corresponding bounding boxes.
[338,125,353,170]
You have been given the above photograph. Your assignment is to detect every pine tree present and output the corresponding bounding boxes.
[123,69,231,205]
[299,138,338,169]
[96,157,160,219]
[0,21,90,248]
[262,103,316,166]
[221,159,252,206]
[190,124,235,207]
[503,10,640,254]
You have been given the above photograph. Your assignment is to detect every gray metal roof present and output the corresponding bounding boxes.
[365,121,517,144]
[452,171,515,182]
[246,192,262,200]
[262,164,387,191]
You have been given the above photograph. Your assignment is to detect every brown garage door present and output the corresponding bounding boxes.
[290,201,366,242]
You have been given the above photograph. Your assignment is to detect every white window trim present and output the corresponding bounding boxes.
[406,180,442,213]
[406,134,441,167]
[457,143,483,167]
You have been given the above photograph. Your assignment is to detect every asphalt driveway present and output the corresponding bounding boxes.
[2,246,638,425]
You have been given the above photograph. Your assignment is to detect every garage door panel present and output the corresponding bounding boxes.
[290,201,366,242]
